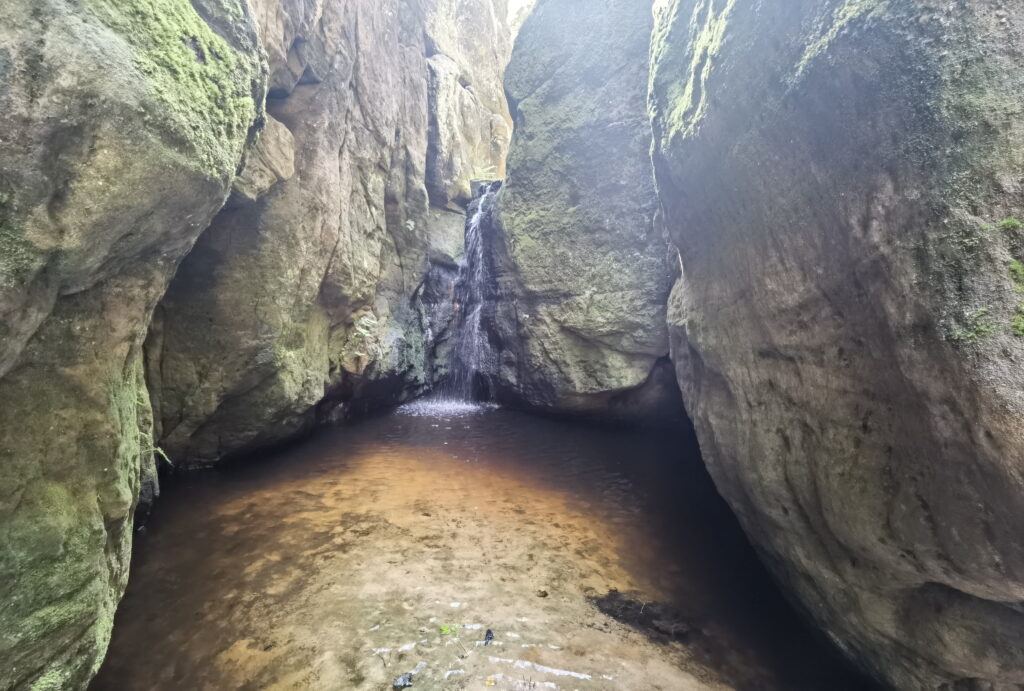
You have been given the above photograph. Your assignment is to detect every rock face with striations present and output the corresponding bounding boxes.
[651,1,1024,687]
[491,0,679,419]
[0,0,265,686]
[146,0,521,466]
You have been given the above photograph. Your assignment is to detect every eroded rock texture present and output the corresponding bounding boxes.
[651,1,1024,687]
[426,0,518,208]
[0,0,265,686]
[491,0,679,419]
[146,0,521,466]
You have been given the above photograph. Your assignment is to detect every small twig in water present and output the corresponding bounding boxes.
[456,640,470,658]
[375,652,389,668]
[640,601,647,615]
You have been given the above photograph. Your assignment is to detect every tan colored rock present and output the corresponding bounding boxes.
[425,0,519,208]
[233,114,296,201]
[486,0,679,419]
[147,0,521,465]
[0,0,265,686]
[651,1,1024,687]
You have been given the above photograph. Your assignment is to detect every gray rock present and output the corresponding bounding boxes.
[651,1,1024,687]
[0,0,265,686]
[487,0,681,421]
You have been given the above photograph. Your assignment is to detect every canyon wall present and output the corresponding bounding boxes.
[651,0,1024,688]
[492,0,1024,687]
[0,0,265,686]
[147,0,520,466]
[3,0,1023,688]
[489,0,680,419]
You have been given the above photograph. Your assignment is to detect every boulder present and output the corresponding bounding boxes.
[0,0,264,686]
[651,1,1024,687]
[491,0,678,420]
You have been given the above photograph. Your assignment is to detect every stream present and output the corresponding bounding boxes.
[93,401,876,690]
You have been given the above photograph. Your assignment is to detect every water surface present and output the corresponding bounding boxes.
[94,402,876,690]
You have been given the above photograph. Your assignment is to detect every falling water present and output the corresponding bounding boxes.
[437,181,501,401]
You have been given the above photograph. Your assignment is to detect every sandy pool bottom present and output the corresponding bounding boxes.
[93,404,873,690]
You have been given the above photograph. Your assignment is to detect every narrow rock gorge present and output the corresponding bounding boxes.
[1,0,1022,689]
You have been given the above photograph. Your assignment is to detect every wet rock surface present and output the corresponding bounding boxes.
[651,1,1024,688]
[488,0,678,419]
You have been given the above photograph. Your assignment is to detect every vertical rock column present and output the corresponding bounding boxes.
[490,0,680,419]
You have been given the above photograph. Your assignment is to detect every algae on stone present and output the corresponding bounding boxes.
[0,0,264,686]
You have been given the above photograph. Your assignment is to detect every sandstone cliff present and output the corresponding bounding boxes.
[0,0,264,686]
[651,1,1024,687]
[489,0,680,419]
[146,0,520,466]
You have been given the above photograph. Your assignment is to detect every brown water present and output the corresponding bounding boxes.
[94,402,877,690]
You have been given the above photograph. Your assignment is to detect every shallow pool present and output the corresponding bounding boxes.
[93,402,876,690]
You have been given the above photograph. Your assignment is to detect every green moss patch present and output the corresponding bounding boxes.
[651,0,737,139]
[795,0,891,81]
[0,187,40,288]
[949,307,994,344]
[999,216,1023,233]
[1012,305,1024,337]
[1008,259,1024,292]
[86,0,259,177]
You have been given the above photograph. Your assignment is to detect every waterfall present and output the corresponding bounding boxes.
[437,181,502,401]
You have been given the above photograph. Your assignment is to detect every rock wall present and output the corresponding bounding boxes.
[426,0,518,208]
[651,1,1024,688]
[0,0,265,687]
[146,0,521,466]
[490,0,680,419]
[0,0,520,684]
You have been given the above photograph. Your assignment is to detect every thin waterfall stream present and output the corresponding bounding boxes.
[436,181,502,403]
